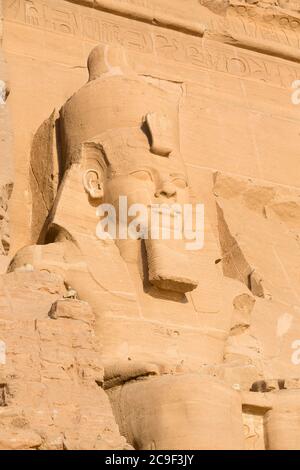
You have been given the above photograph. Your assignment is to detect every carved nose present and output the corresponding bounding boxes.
[156,182,177,198]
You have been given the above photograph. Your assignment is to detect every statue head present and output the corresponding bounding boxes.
[56,45,199,294]
[87,44,133,81]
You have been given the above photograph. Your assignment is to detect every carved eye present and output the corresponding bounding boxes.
[130,170,153,181]
[171,178,187,189]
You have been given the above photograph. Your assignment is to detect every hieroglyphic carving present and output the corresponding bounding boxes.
[3,0,300,88]
[76,0,300,48]
[229,3,300,33]
[227,4,300,49]
[242,409,266,450]
[82,18,153,53]
[155,31,300,88]
[4,0,154,53]
[8,0,300,58]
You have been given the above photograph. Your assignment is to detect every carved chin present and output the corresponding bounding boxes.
[150,275,199,294]
[145,239,199,294]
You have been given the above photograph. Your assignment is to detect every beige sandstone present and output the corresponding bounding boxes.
[0,0,300,450]
[0,0,13,272]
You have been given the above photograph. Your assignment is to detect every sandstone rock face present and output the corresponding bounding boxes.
[0,0,13,271]
[1,0,300,450]
[0,273,127,450]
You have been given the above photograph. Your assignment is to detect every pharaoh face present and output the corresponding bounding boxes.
[84,119,189,203]
[82,124,199,294]
[105,161,190,209]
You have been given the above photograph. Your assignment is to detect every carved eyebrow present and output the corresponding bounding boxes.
[170,173,187,180]
[129,169,154,180]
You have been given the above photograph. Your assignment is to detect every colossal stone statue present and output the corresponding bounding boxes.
[9,40,300,451]
[9,43,248,449]
[1,0,300,451]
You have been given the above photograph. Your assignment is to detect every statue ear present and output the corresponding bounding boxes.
[83,169,104,199]
[145,113,174,157]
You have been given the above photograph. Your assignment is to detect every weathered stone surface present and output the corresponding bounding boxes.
[0,0,300,451]
[0,272,127,450]
[0,0,13,270]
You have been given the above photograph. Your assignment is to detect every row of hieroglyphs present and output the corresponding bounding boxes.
[226,4,300,49]
[63,0,300,47]
[7,0,300,45]
[199,0,300,36]
[3,0,300,88]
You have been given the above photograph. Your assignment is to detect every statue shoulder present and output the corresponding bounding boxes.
[8,241,67,274]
